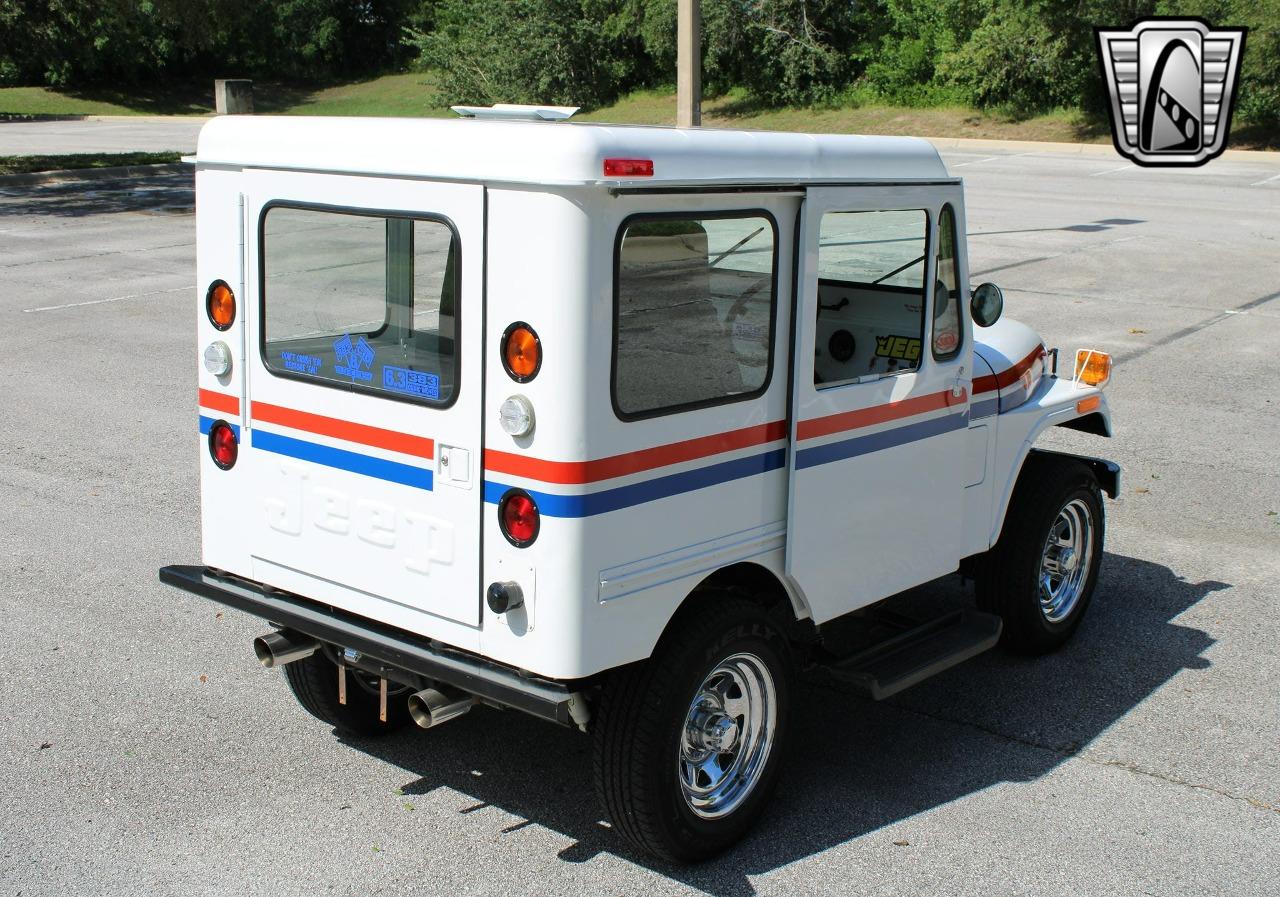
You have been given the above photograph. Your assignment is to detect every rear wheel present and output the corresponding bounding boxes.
[977,454,1105,654]
[592,597,793,862]
[282,650,412,736]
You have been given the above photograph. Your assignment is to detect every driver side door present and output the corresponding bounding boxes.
[785,185,972,622]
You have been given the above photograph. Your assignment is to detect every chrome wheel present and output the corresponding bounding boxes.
[1039,497,1094,623]
[678,652,776,819]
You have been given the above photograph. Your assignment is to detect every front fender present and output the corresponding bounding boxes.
[987,377,1115,547]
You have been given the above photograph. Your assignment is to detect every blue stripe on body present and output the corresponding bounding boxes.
[485,448,787,518]
[250,428,433,490]
[199,415,241,440]
[794,411,968,471]
[970,397,999,420]
[999,383,1033,414]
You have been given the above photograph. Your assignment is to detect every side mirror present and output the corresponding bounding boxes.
[971,282,1004,327]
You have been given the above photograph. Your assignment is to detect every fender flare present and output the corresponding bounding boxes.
[987,390,1117,548]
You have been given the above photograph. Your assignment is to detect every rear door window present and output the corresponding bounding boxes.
[613,212,778,419]
[261,205,459,406]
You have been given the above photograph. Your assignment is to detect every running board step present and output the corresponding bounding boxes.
[824,609,1002,701]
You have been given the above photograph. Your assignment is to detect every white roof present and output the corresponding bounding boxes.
[195,116,951,187]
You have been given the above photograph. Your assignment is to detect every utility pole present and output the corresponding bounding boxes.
[677,0,701,127]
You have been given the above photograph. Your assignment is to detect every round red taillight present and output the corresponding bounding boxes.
[206,280,236,331]
[501,322,541,382]
[208,420,238,470]
[499,490,539,547]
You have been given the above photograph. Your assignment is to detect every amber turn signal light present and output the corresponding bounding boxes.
[1074,349,1112,389]
[502,322,541,382]
[207,280,236,331]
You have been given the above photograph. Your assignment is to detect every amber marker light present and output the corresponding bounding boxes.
[502,321,541,382]
[1076,395,1102,414]
[207,280,236,330]
[1074,349,1112,389]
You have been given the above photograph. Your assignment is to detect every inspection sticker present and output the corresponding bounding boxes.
[334,334,375,382]
[281,351,322,375]
[382,365,440,400]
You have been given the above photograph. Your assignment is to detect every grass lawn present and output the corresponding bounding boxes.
[0,73,449,118]
[3,73,1275,149]
[0,84,212,116]
[583,88,1120,144]
[0,152,182,176]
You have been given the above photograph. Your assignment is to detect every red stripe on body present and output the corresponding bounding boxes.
[485,420,787,485]
[252,401,433,459]
[796,388,963,442]
[198,388,240,416]
[973,345,1046,395]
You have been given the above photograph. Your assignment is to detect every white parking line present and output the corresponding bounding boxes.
[1250,172,1280,186]
[1090,164,1133,177]
[951,156,1000,168]
[23,284,191,313]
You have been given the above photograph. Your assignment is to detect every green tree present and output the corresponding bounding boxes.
[1157,0,1280,125]
[412,0,645,109]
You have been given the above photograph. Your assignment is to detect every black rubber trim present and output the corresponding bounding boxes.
[158,564,575,725]
[1028,447,1120,499]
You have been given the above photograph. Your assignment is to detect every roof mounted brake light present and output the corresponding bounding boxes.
[604,159,654,178]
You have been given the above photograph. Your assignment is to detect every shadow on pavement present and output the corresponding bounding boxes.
[336,552,1225,896]
[0,170,193,217]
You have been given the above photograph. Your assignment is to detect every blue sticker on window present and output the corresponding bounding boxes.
[281,351,322,374]
[382,365,440,400]
[333,333,374,382]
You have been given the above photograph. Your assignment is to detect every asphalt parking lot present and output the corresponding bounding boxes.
[1,142,1278,896]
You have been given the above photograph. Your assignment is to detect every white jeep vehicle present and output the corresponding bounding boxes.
[161,108,1118,862]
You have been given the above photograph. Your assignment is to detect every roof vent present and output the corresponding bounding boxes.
[451,104,579,122]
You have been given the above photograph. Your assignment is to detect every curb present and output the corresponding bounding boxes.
[0,162,188,187]
[1,113,212,123]
[923,134,1279,163]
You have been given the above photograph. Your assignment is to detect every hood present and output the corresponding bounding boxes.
[973,317,1047,414]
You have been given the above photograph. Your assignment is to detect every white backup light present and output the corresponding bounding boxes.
[203,341,232,376]
[499,395,535,437]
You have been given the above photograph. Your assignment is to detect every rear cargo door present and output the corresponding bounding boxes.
[240,171,483,629]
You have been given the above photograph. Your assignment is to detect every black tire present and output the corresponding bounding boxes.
[282,650,412,736]
[592,596,794,862]
[976,454,1105,655]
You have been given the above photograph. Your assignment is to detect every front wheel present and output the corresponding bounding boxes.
[592,597,793,862]
[977,454,1105,654]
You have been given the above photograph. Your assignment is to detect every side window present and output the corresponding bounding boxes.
[261,206,458,406]
[933,204,963,359]
[813,209,928,389]
[613,213,777,419]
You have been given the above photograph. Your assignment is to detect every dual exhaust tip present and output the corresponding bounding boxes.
[252,630,474,729]
[253,630,319,668]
